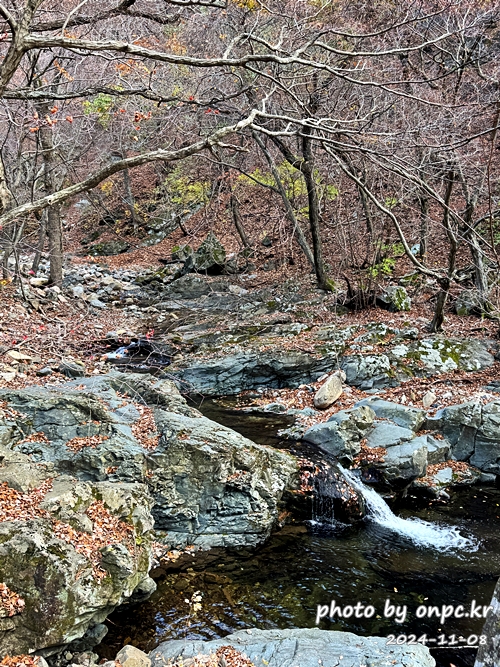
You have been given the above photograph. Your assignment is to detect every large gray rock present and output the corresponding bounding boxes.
[303,406,375,459]
[149,628,435,667]
[379,439,429,482]
[0,372,297,549]
[366,423,414,448]
[427,401,482,461]
[175,351,338,396]
[378,285,411,312]
[356,398,426,431]
[471,402,500,474]
[194,231,226,271]
[340,354,392,389]
[475,577,500,667]
[0,447,155,656]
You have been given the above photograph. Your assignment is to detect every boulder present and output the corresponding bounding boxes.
[313,371,345,409]
[366,423,414,448]
[174,351,338,396]
[116,645,151,667]
[303,406,375,459]
[0,372,298,549]
[162,274,212,300]
[88,241,130,256]
[58,359,86,378]
[377,439,428,482]
[0,447,155,656]
[356,398,426,431]
[475,576,500,667]
[193,232,226,272]
[340,354,392,389]
[378,285,411,312]
[428,401,482,461]
[470,401,500,474]
[455,288,488,316]
[149,628,435,667]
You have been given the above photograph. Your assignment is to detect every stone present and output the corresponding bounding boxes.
[174,351,339,396]
[36,367,53,377]
[366,423,414,448]
[88,241,130,256]
[58,359,86,378]
[303,406,375,459]
[340,354,392,389]
[149,628,435,667]
[0,454,155,655]
[431,401,482,460]
[355,398,426,431]
[379,439,429,482]
[89,298,106,308]
[470,402,500,474]
[411,434,450,464]
[475,576,500,667]
[72,285,85,298]
[422,391,437,408]
[313,372,344,409]
[116,645,151,667]
[455,288,488,316]
[6,350,32,361]
[378,285,411,312]
[193,231,226,271]
[0,372,298,550]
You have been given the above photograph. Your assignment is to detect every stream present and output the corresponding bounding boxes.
[99,399,500,667]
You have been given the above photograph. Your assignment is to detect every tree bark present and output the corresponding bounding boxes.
[37,103,63,286]
[229,193,251,249]
[301,129,330,289]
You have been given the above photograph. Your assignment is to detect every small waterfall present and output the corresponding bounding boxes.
[339,466,477,551]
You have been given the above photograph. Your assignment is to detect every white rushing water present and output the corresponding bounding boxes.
[340,466,477,552]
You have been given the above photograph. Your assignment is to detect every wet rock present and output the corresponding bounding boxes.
[150,628,435,667]
[378,285,411,312]
[313,371,345,409]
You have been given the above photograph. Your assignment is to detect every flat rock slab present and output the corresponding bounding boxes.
[150,628,435,667]
[367,422,414,448]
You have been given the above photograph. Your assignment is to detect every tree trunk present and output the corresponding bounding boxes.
[229,193,251,249]
[429,281,450,333]
[301,131,330,289]
[122,165,138,234]
[31,210,47,274]
[37,103,63,287]
[418,192,429,259]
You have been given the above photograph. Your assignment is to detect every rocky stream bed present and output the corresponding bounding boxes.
[2,262,500,667]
